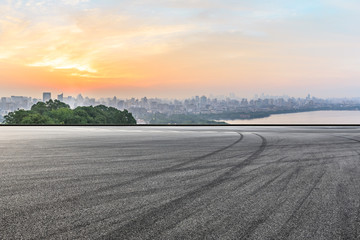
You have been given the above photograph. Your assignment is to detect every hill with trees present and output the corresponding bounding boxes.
[3,100,136,125]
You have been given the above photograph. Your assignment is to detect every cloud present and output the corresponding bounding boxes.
[28,57,97,73]
[0,2,197,80]
[1,0,360,97]
[61,0,89,6]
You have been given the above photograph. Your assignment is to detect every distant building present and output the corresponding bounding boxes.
[43,92,51,102]
[200,95,207,105]
[57,93,63,102]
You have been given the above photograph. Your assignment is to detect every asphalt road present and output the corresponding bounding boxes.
[1,126,360,239]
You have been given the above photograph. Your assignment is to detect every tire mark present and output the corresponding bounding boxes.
[235,166,301,239]
[235,136,289,177]
[33,133,251,239]
[336,183,358,240]
[237,199,289,240]
[353,150,360,239]
[265,141,360,148]
[245,156,288,175]
[278,166,301,194]
[336,148,360,240]
[89,132,244,194]
[1,133,244,225]
[37,199,156,240]
[250,167,290,196]
[333,135,360,143]
[332,135,360,239]
[101,133,267,240]
[356,199,360,239]
[274,170,326,239]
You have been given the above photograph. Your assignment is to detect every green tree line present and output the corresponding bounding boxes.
[3,100,136,125]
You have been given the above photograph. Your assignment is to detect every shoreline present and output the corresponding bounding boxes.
[216,110,360,124]
[206,108,360,121]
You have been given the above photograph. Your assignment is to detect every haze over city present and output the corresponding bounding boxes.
[1,0,360,98]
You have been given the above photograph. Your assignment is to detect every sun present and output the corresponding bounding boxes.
[28,57,97,75]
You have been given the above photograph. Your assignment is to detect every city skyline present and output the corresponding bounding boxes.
[2,90,360,124]
[0,91,354,102]
[1,1,360,98]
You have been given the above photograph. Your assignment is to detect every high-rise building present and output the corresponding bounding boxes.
[43,92,51,102]
[57,93,63,102]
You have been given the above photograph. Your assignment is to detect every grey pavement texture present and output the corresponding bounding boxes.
[1,126,360,239]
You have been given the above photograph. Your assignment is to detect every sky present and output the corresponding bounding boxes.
[0,0,360,99]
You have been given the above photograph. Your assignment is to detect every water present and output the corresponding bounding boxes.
[223,111,360,124]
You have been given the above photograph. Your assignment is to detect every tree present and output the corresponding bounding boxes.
[4,100,137,125]
[48,108,74,124]
[31,100,70,114]
[30,102,48,115]
[4,110,30,124]
[20,113,55,125]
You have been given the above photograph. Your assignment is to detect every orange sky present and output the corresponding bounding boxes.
[1,0,360,99]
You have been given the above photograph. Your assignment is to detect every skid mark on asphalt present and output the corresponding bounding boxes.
[249,168,291,196]
[87,132,244,194]
[102,133,267,239]
[336,183,357,240]
[234,165,301,239]
[0,132,245,237]
[274,170,326,239]
[333,135,360,143]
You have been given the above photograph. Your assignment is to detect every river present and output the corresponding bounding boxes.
[222,110,360,124]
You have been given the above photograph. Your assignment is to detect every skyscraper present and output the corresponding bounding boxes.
[43,92,51,102]
[57,93,63,102]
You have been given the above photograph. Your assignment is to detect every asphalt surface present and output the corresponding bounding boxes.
[1,126,360,239]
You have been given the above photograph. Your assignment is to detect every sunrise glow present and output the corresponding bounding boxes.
[1,0,360,98]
